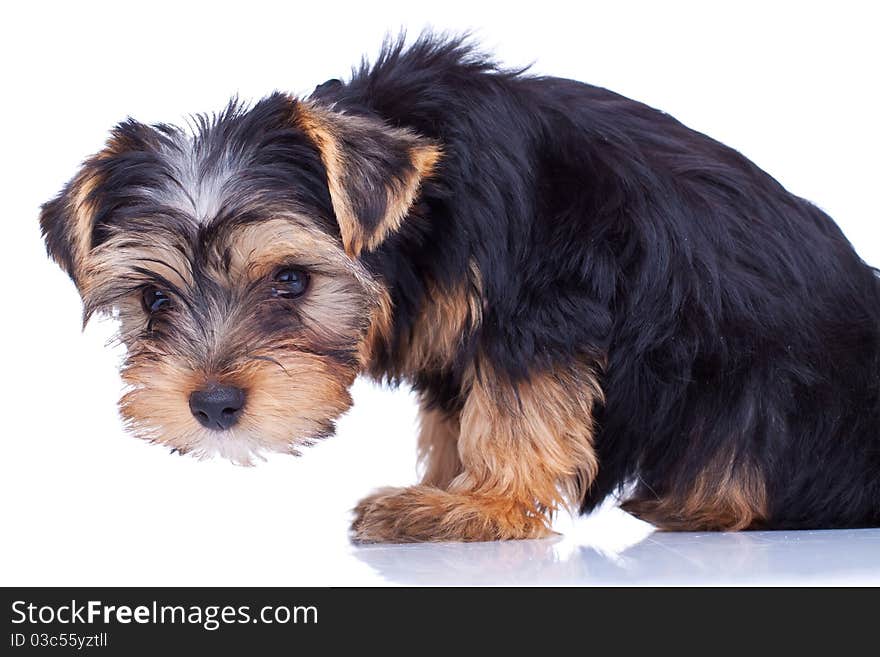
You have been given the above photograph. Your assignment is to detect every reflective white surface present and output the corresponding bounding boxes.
[354,527,880,586]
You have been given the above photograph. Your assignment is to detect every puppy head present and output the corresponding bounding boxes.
[40,93,439,464]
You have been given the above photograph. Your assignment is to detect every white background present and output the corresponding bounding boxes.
[1,1,878,585]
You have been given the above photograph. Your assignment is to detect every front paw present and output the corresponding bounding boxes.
[350,485,552,543]
[351,486,419,544]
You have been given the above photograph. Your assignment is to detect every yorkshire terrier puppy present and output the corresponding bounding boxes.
[41,35,880,541]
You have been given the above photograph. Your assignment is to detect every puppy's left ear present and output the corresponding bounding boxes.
[294,100,441,258]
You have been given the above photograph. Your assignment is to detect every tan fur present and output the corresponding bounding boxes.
[52,169,104,287]
[417,407,463,489]
[60,137,135,284]
[221,217,351,280]
[207,217,378,293]
[292,103,352,247]
[89,218,375,464]
[358,285,394,369]
[381,144,441,243]
[84,236,194,300]
[121,350,355,466]
[294,100,441,257]
[404,264,482,374]
[363,261,483,379]
[352,361,604,542]
[221,217,385,334]
[623,458,768,531]
[353,485,552,543]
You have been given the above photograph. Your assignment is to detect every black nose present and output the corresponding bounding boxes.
[189,384,245,430]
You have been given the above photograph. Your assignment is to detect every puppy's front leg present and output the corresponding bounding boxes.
[416,406,463,489]
[352,363,602,543]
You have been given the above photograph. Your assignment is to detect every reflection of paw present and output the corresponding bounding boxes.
[350,485,553,544]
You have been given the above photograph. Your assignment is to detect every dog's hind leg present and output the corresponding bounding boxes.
[351,361,602,542]
[621,459,768,531]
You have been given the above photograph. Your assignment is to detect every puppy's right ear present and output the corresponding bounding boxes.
[39,123,149,289]
[39,164,102,288]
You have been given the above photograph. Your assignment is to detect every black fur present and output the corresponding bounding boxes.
[317,35,880,528]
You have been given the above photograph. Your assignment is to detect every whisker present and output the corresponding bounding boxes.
[247,355,292,376]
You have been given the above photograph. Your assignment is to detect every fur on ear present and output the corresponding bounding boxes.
[39,162,105,287]
[293,100,441,258]
[38,124,148,288]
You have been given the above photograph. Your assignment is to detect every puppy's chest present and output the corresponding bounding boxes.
[368,276,483,405]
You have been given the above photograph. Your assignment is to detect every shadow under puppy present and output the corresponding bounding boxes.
[40,35,880,541]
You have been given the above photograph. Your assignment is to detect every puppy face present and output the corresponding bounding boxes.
[40,93,439,464]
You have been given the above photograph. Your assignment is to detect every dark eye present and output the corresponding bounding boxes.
[141,286,171,314]
[271,267,310,299]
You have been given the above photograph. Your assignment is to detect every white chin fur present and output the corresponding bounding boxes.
[156,427,297,467]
